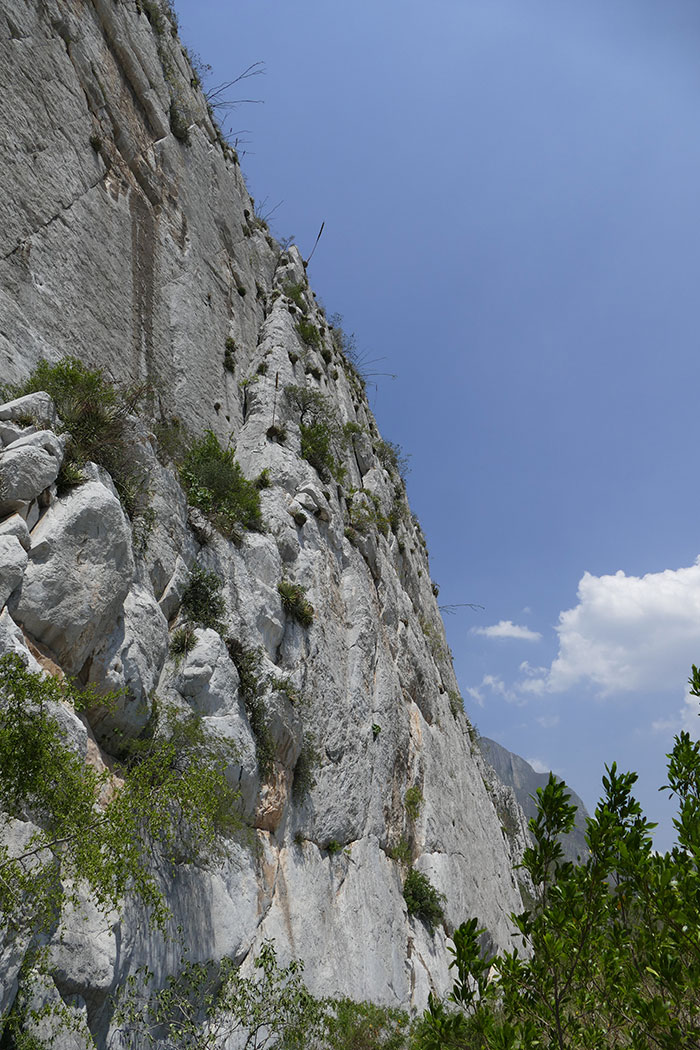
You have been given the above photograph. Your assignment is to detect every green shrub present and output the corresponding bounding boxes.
[269,675,304,706]
[283,281,308,312]
[181,565,226,632]
[327,839,342,855]
[169,99,190,143]
[296,319,321,349]
[224,338,236,374]
[403,868,446,933]
[347,490,389,537]
[375,439,410,481]
[404,785,423,821]
[447,689,463,719]
[389,837,412,866]
[278,580,314,628]
[3,357,148,518]
[343,421,364,439]
[286,383,348,483]
[225,641,273,780]
[0,653,240,941]
[323,998,413,1050]
[293,733,320,803]
[180,430,264,540]
[266,424,287,443]
[300,421,339,482]
[170,624,197,659]
[419,727,700,1048]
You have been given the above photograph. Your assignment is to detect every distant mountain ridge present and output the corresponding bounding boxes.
[479,737,590,864]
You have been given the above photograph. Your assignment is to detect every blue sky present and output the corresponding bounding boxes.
[174,0,700,849]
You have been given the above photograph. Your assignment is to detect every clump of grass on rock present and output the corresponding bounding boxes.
[2,356,148,518]
[179,430,264,541]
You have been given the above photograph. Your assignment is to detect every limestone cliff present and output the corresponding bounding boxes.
[0,0,529,1043]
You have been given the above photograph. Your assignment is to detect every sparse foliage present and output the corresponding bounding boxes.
[278,579,314,628]
[2,357,148,517]
[180,430,264,540]
[403,868,446,934]
[0,654,240,947]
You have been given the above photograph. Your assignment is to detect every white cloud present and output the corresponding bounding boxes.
[472,620,542,642]
[465,674,523,706]
[652,688,700,738]
[526,757,550,774]
[525,559,700,697]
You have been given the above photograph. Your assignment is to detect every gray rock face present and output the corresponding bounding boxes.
[479,736,590,864]
[0,0,536,1040]
[0,441,61,515]
[0,392,56,427]
[0,535,27,610]
[9,478,135,673]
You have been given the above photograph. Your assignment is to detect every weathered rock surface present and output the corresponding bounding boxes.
[9,478,135,673]
[0,0,536,1042]
[0,535,27,610]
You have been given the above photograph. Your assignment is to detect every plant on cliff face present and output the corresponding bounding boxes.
[180,429,264,540]
[283,280,308,312]
[2,356,148,518]
[404,785,423,822]
[292,732,320,803]
[447,689,463,719]
[403,868,446,934]
[278,579,314,628]
[181,564,226,632]
[375,438,410,482]
[284,385,346,483]
[225,640,274,780]
[296,318,322,350]
[0,654,240,948]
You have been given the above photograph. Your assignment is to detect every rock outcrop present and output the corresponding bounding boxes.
[479,736,591,864]
[0,0,532,1043]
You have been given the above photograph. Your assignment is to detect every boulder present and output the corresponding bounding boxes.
[87,580,169,747]
[0,514,32,552]
[0,392,56,427]
[0,535,28,610]
[0,443,61,515]
[9,479,135,673]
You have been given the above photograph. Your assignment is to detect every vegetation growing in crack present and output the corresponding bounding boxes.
[181,564,226,633]
[179,429,264,541]
[296,318,322,351]
[278,579,314,628]
[447,689,463,719]
[403,868,446,934]
[292,733,320,803]
[346,488,390,539]
[225,640,274,780]
[285,384,346,483]
[283,280,308,312]
[1,356,149,519]
[404,785,423,822]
